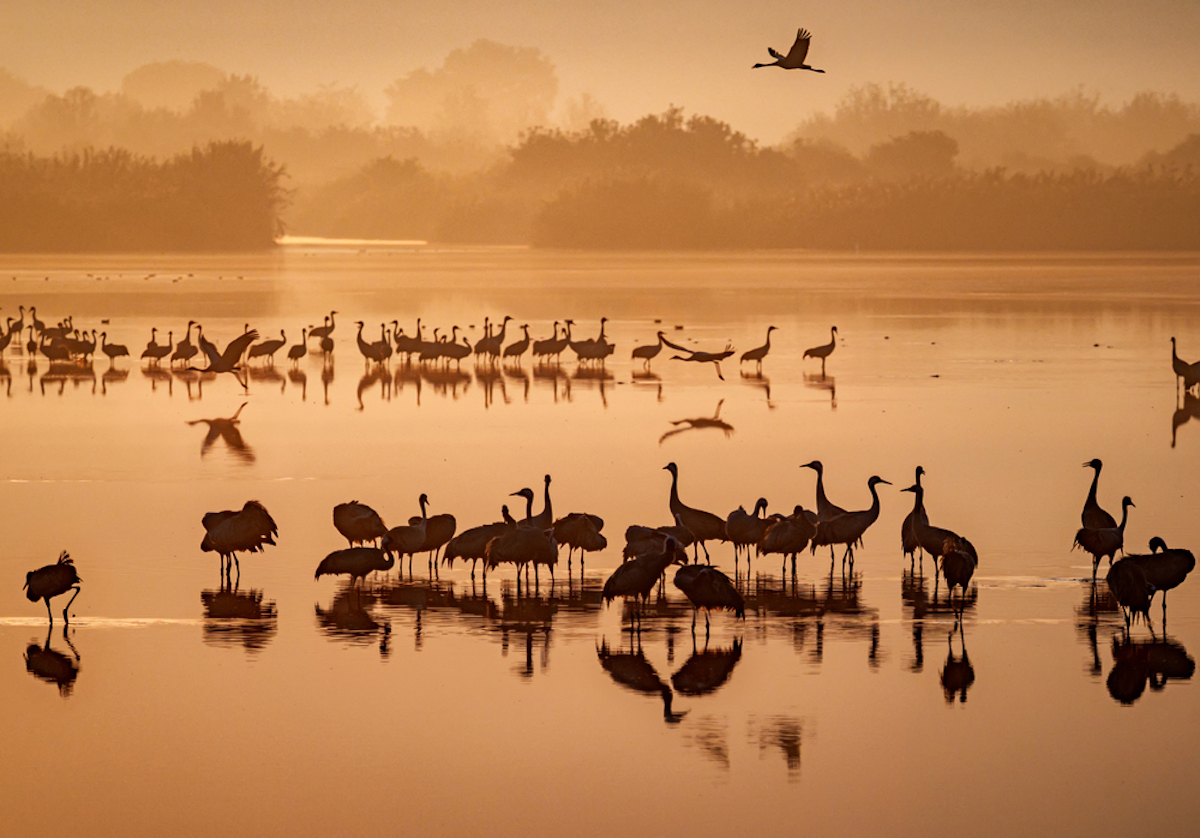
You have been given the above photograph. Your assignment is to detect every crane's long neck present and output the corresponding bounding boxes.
[382,552,396,572]
[1117,502,1131,533]
[866,482,883,524]
[540,479,552,523]
[909,485,924,516]
[668,469,682,513]
[523,493,534,521]
[814,469,833,514]
[1084,467,1101,520]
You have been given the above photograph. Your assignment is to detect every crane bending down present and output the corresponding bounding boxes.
[753,29,825,72]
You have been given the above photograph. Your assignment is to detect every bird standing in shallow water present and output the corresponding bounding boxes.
[673,564,745,638]
[802,326,837,374]
[24,551,81,624]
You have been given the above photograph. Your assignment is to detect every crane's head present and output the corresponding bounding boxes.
[1082,458,1103,470]
[1149,536,1167,553]
[663,462,678,474]
[800,460,822,472]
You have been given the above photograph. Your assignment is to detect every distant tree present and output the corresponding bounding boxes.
[867,130,959,178]
[0,68,48,127]
[271,84,376,132]
[384,40,558,144]
[121,61,227,112]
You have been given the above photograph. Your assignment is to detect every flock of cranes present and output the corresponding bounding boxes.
[2,306,845,387]
[22,458,1192,636]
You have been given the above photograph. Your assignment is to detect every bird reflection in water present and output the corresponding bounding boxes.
[321,358,334,405]
[940,624,975,703]
[597,636,686,723]
[496,585,557,678]
[287,367,307,401]
[659,398,734,445]
[356,365,391,411]
[804,371,836,410]
[572,365,614,407]
[902,567,977,673]
[476,364,509,408]
[750,715,804,780]
[740,370,775,408]
[533,363,570,402]
[173,368,216,401]
[392,362,422,404]
[187,402,255,464]
[504,364,530,402]
[99,366,128,395]
[1106,633,1194,705]
[421,364,470,400]
[24,625,80,698]
[0,360,11,397]
[142,364,173,395]
[41,361,95,395]
[201,581,278,653]
[315,586,392,657]
[1076,581,1122,676]
[671,637,742,696]
[1171,391,1200,448]
[248,364,286,395]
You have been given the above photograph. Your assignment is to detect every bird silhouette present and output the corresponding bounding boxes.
[810,476,891,568]
[602,536,687,624]
[1106,558,1153,628]
[170,321,198,367]
[382,494,430,571]
[287,328,309,365]
[739,326,777,371]
[758,506,817,574]
[24,551,81,624]
[315,547,395,586]
[1080,458,1118,530]
[553,512,607,569]
[940,536,978,614]
[444,506,516,578]
[188,329,259,388]
[753,28,825,72]
[333,501,388,547]
[1074,496,1134,578]
[800,460,847,522]
[802,326,837,373]
[725,498,769,565]
[901,480,971,567]
[248,329,287,365]
[631,331,665,368]
[407,504,457,569]
[309,311,338,343]
[900,467,928,565]
[1126,537,1195,622]
[484,518,558,585]
[503,324,531,363]
[624,514,697,561]
[664,462,727,561]
[1170,337,1200,394]
[201,500,278,579]
[99,332,129,364]
[673,564,745,638]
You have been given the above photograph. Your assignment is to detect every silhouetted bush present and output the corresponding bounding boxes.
[0,141,287,251]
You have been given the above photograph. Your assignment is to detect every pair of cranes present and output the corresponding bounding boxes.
[1072,458,1195,626]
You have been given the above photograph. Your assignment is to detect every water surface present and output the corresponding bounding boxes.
[2,248,1198,837]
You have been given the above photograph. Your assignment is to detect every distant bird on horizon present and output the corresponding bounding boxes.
[753,28,825,72]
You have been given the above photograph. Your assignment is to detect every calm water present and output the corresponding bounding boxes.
[2,247,1199,837]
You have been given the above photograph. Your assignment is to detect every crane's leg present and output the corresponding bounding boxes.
[705,611,711,642]
[691,608,697,636]
[44,598,54,625]
[62,585,81,623]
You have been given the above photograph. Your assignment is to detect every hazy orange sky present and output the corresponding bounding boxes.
[5,0,1200,142]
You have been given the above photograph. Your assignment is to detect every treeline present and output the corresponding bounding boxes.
[0,142,286,252]
[292,108,1200,250]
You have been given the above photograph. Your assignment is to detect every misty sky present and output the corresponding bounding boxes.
[6,0,1200,142]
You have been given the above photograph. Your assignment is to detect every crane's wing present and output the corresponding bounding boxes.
[783,29,812,65]
[768,47,785,60]
[219,330,259,367]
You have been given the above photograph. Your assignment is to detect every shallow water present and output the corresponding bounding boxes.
[2,247,1199,837]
